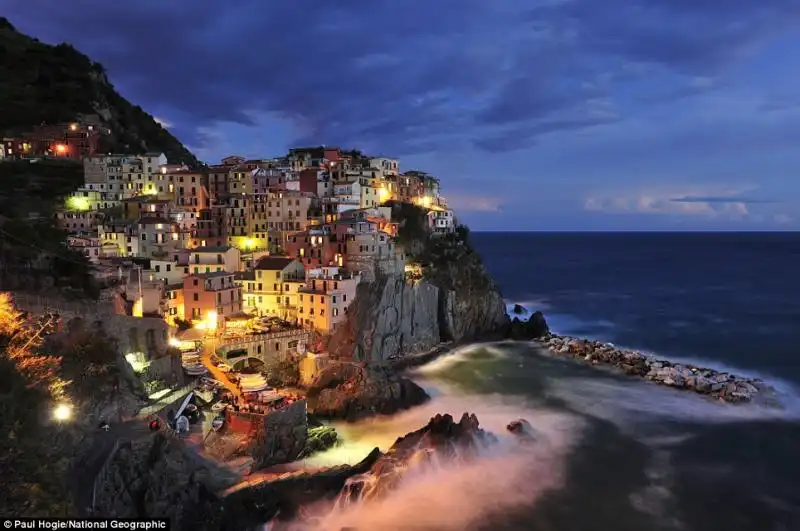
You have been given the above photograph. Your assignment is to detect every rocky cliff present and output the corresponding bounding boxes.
[306,362,429,421]
[326,223,509,362]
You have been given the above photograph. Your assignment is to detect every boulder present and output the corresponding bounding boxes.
[512,304,527,315]
[302,425,339,457]
[539,333,778,406]
[306,363,430,421]
[507,311,550,340]
[506,418,535,438]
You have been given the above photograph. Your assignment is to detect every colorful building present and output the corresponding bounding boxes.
[188,245,241,274]
[249,256,306,321]
[183,271,242,326]
[298,267,361,333]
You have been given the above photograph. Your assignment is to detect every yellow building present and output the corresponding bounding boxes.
[250,256,306,321]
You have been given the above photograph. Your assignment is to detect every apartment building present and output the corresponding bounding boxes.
[183,271,242,327]
[298,267,361,333]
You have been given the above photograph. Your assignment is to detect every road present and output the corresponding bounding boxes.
[69,419,152,515]
[201,338,241,399]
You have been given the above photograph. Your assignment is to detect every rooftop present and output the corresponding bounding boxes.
[234,271,256,281]
[255,256,296,270]
[187,270,234,279]
[191,245,232,253]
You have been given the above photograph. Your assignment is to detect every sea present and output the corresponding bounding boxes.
[295,232,800,531]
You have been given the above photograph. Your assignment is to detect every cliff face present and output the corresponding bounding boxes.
[326,253,509,363]
[327,276,440,361]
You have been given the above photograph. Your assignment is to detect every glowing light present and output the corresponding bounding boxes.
[205,311,218,330]
[55,144,67,154]
[243,238,256,250]
[69,123,78,131]
[53,403,72,422]
[132,298,143,318]
[168,338,182,348]
[66,196,91,211]
[378,187,390,203]
[125,352,149,373]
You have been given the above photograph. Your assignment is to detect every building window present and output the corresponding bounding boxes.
[193,293,199,301]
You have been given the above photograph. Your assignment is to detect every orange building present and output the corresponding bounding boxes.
[183,271,242,327]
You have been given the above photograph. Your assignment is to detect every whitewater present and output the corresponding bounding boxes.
[277,339,800,530]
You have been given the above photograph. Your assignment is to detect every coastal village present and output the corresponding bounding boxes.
[2,118,465,494]
[2,119,776,526]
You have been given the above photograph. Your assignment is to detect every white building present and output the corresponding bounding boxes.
[428,209,456,234]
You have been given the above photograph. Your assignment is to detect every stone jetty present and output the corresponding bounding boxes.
[536,334,778,405]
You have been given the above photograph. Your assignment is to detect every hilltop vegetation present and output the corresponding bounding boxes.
[0,17,197,166]
[0,158,84,217]
[0,159,98,297]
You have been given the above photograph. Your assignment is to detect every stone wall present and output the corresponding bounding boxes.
[11,292,178,364]
[298,353,331,387]
[225,400,308,469]
[257,399,308,468]
[216,329,312,367]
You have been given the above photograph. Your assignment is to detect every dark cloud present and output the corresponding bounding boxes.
[3,0,798,156]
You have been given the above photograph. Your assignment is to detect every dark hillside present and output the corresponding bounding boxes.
[0,17,197,165]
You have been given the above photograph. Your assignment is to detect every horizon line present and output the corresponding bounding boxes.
[469,229,800,234]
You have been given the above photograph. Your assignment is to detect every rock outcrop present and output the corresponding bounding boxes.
[325,222,509,363]
[93,433,231,528]
[204,448,383,531]
[338,412,495,504]
[306,362,429,421]
[539,334,781,406]
[327,276,441,362]
[507,310,550,340]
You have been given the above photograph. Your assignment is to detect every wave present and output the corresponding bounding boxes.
[411,343,511,376]
[292,391,585,530]
[546,374,800,428]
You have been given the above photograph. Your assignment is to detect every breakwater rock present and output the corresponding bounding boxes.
[306,363,430,421]
[537,334,779,405]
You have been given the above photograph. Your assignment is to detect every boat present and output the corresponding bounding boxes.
[183,363,208,376]
[240,374,269,393]
[211,415,225,431]
[241,381,269,393]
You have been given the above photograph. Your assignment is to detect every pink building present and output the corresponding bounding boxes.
[183,271,242,327]
[284,227,346,269]
[298,267,361,333]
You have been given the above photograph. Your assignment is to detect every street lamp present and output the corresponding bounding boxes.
[53,403,72,422]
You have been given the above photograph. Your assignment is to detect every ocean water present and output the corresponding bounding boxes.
[295,232,800,531]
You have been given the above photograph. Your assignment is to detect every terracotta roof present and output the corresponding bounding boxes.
[255,256,296,270]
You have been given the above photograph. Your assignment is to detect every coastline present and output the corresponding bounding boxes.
[533,333,781,406]
[383,319,782,408]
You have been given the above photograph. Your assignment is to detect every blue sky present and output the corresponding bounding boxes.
[4,0,800,231]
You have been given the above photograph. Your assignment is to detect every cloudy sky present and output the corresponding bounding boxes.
[4,0,800,231]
